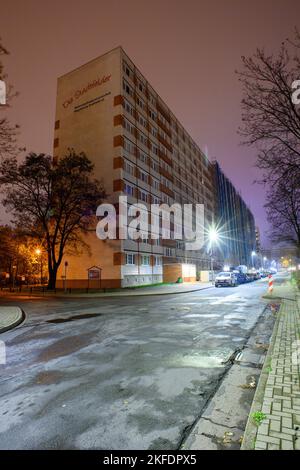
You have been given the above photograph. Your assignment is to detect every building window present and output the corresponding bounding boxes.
[126,253,135,265]
[139,133,148,146]
[124,137,135,154]
[162,193,170,204]
[139,190,148,202]
[154,256,162,266]
[151,143,158,155]
[151,160,160,172]
[161,160,171,173]
[124,99,134,116]
[151,126,158,138]
[149,109,157,121]
[161,177,171,188]
[136,95,145,110]
[152,178,160,190]
[141,255,150,266]
[123,61,134,79]
[123,79,134,98]
[124,183,134,196]
[139,151,148,164]
[139,170,148,183]
[140,232,148,242]
[149,94,156,106]
[124,119,135,135]
[138,115,147,128]
[124,160,135,176]
[138,81,145,94]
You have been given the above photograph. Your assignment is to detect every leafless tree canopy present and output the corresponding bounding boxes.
[0,38,19,159]
[0,151,106,289]
[237,29,300,254]
[265,176,300,256]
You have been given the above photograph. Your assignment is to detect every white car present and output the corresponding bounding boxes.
[215,272,237,287]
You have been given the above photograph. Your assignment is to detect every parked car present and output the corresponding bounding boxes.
[248,270,261,281]
[215,272,238,287]
[259,270,268,278]
[234,272,247,284]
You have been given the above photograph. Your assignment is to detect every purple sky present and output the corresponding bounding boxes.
[1,0,300,246]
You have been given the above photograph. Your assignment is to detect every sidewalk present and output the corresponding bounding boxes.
[0,281,214,298]
[0,307,25,334]
[242,281,300,450]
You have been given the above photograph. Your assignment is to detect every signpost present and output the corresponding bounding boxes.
[87,266,102,291]
[64,261,68,292]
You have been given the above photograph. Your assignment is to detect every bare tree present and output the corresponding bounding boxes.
[0,38,19,158]
[237,29,300,185]
[265,174,300,256]
[0,150,106,289]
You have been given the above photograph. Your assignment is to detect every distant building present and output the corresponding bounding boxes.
[255,227,261,253]
[212,161,256,267]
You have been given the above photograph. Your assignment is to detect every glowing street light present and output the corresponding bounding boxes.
[208,225,220,284]
[35,248,42,285]
[251,250,256,268]
[209,227,219,244]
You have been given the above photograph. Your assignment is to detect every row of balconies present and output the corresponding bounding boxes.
[114,141,213,199]
[116,90,211,167]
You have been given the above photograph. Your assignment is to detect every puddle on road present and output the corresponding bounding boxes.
[34,370,64,385]
[171,348,234,368]
[37,332,95,362]
[47,313,102,324]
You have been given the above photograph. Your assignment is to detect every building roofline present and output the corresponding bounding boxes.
[57,45,124,79]
[57,45,210,165]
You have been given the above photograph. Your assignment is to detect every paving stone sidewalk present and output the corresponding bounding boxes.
[0,307,24,333]
[242,285,300,450]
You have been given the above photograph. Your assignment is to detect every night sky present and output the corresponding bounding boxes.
[1,0,300,246]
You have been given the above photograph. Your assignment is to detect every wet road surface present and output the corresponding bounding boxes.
[0,279,271,449]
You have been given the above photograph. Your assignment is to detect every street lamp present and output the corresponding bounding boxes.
[251,250,256,269]
[35,248,43,286]
[263,256,267,269]
[208,226,219,284]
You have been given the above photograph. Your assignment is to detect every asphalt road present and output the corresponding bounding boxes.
[0,278,271,449]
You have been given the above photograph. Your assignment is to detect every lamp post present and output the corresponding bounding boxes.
[208,227,219,284]
[263,256,267,269]
[35,248,42,285]
[251,250,256,269]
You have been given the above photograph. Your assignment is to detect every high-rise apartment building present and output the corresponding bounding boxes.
[212,161,256,267]
[54,46,215,288]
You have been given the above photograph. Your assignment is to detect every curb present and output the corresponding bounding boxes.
[0,307,25,334]
[0,285,214,299]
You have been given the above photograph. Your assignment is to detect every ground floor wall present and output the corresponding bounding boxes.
[55,234,213,289]
[163,263,197,283]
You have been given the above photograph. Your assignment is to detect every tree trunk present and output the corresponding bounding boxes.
[47,266,57,290]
